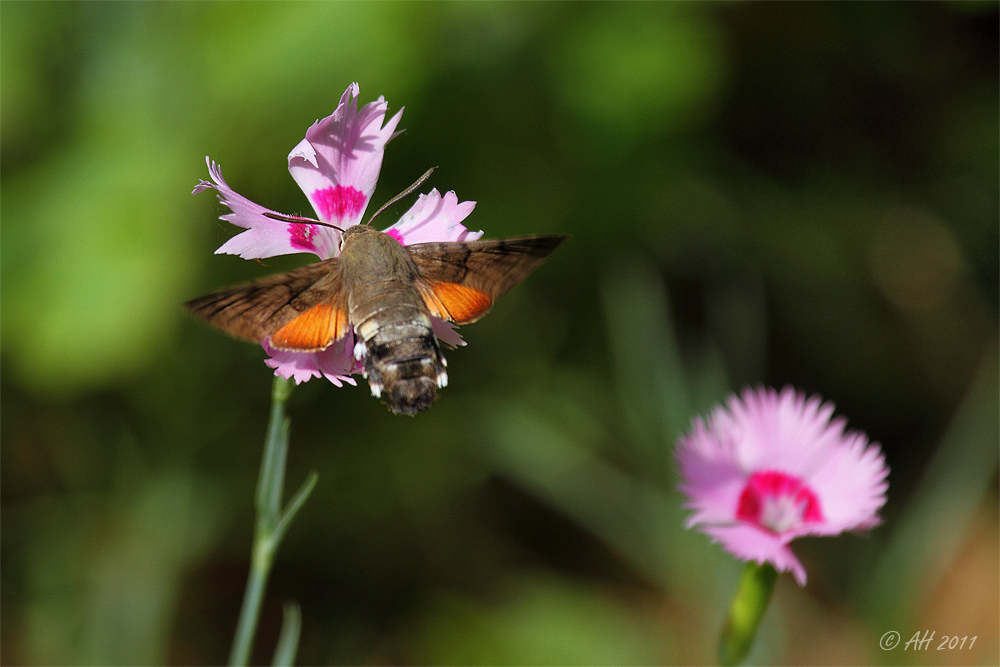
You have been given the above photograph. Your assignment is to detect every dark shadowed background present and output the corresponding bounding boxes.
[2,2,997,665]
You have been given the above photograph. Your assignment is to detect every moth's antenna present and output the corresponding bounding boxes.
[263,211,344,232]
[365,166,436,226]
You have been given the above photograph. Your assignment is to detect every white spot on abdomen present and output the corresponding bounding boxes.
[357,320,379,340]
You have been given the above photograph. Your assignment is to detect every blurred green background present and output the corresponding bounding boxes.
[2,2,997,665]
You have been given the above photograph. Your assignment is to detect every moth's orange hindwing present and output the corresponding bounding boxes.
[270,303,348,351]
[418,281,493,325]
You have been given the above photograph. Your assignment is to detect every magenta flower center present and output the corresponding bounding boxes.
[288,223,317,252]
[312,185,366,222]
[736,470,824,533]
[384,228,405,244]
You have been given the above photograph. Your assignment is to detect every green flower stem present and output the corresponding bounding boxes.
[230,376,317,667]
[718,562,778,666]
[271,602,303,667]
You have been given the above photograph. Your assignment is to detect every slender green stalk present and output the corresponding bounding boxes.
[718,562,778,666]
[229,376,317,667]
[230,557,269,667]
[271,602,303,667]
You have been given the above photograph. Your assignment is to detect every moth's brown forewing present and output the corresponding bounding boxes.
[409,235,566,323]
[183,258,344,348]
[184,228,565,414]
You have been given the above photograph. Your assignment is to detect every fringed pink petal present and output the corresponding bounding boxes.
[382,189,482,245]
[288,82,403,227]
[195,157,339,260]
[262,336,361,387]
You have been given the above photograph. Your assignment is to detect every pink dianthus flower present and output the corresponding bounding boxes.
[676,386,889,585]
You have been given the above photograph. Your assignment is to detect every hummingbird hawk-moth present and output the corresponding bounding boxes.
[185,223,565,415]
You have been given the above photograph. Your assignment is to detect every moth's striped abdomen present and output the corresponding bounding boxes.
[350,280,447,415]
